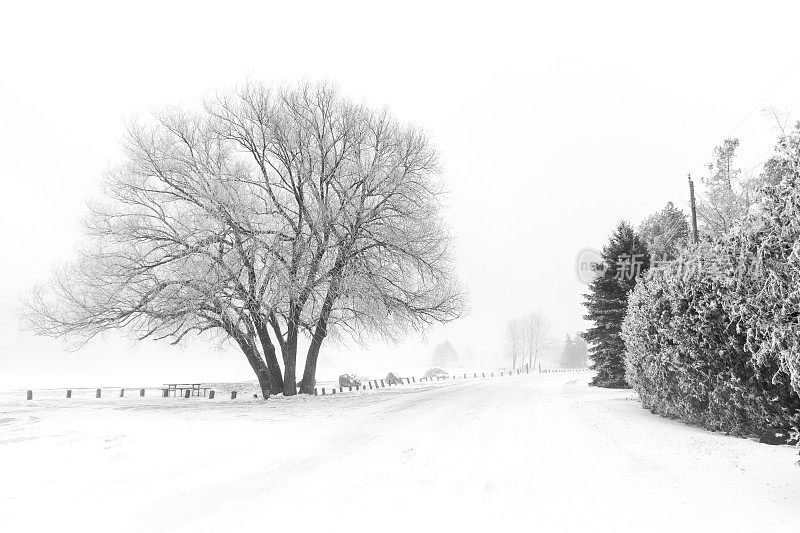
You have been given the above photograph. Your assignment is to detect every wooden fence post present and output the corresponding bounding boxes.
[119,388,124,397]
[314,388,318,396]
[66,389,72,399]
[332,388,336,394]
[412,377,416,383]
[381,379,385,387]
[231,391,237,399]
[140,388,145,397]
[26,390,32,400]
[368,382,373,390]
[96,388,101,398]
[209,390,215,399]
[322,387,326,395]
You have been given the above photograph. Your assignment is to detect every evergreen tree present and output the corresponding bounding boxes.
[583,221,649,387]
[560,334,576,368]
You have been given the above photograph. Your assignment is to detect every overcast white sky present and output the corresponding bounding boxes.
[2,1,800,389]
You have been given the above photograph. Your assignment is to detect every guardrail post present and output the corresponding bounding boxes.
[162,388,168,397]
[322,387,326,395]
[368,382,372,390]
[96,388,101,398]
[184,389,190,399]
[208,390,215,399]
[314,388,318,396]
[231,391,237,399]
[140,388,145,397]
[331,388,336,394]
[26,390,32,400]
[380,379,385,387]
[66,389,72,399]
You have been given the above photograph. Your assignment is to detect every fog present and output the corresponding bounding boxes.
[2,0,800,388]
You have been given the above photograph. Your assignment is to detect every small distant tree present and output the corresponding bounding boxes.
[560,335,576,368]
[505,319,524,369]
[583,221,649,387]
[432,340,458,367]
[521,311,549,371]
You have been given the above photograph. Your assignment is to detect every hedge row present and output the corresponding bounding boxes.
[622,129,800,439]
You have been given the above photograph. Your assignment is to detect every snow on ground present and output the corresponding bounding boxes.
[1,372,798,532]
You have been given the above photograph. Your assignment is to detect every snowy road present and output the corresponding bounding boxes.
[1,372,799,532]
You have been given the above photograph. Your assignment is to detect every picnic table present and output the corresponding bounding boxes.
[164,383,211,397]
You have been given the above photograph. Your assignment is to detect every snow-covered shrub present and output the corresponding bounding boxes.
[424,367,448,379]
[725,131,800,399]
[338,374,361,388]
[623,240,800,436]
[385,372,402,385]
[623,125,800,439]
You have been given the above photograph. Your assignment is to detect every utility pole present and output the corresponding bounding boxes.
[688,173,699,244]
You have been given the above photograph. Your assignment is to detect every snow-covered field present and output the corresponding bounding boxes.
[1,372,798,532]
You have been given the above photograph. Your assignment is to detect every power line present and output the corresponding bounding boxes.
[726,54,800,139]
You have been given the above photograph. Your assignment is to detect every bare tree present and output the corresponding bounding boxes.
[697,138,766,238]
[505,319,523,369]
[521,311,550,371]
[505,311,550,370]
[23,81,466,398]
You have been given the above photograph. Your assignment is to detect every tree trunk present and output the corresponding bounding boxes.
[244,348,272,400]
[299,262,343,394]
[300,330,324,394]
[282,344,297,396]
[221,317,271,400]
[283,307,299,396]
[253,316,284,394]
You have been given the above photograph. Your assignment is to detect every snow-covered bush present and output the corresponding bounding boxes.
[338,374,361,388]
[385,372,402,385]
[623,124,800,439]
[623,241,800,436]
[726,128,800,400]
[424,367,448,380]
